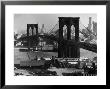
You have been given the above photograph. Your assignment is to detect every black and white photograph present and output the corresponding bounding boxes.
[3,4,106,85]
[14,14,97,76]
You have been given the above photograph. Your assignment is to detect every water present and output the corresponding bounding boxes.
[14,47,96,76]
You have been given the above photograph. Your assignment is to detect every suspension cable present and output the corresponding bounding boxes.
[48,21,59,34]
[79,20,96,37]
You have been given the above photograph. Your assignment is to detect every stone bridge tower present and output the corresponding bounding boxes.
[58,17,80,58]
[27,24,38,50]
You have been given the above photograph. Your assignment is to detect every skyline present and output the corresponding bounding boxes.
[14,14,97,34]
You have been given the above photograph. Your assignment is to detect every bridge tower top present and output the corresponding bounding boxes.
[59,17,80,41]
[27,24,38,36]
[59,17,79,25]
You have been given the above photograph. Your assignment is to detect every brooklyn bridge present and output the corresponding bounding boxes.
[14,17,97,76]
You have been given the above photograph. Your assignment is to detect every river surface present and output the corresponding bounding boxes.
[14,47,96,76]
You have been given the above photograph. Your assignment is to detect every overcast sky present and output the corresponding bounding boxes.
[14,14,97,34]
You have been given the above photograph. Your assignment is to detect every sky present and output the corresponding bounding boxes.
[14,14,97,34]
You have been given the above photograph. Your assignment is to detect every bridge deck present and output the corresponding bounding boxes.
[17,34,97,53]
